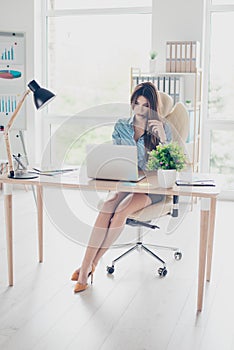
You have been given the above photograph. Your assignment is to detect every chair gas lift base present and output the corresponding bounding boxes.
[106,195,182,278]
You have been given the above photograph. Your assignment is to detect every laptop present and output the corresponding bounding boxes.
[86,144,145,182]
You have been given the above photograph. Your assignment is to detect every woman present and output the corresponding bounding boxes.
[71,82,172,293]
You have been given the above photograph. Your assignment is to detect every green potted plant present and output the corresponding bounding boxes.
[150,50,158,60]
[147,142,187,188]
[185,99,192,108]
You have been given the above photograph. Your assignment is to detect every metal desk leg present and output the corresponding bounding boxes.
[4,183,13,286]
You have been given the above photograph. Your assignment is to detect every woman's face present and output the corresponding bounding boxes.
[133,95,150,120]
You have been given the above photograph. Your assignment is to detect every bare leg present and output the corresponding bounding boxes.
[92,193,152,266]
[78,193,152,284]
[75,192,128,282]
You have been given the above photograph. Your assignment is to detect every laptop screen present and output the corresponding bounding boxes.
[86,144,145,182]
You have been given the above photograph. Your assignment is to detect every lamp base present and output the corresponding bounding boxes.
[8,172,39,179]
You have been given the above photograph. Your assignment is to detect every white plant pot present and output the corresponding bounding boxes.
[149,59,157,73]
[157,169,177,188]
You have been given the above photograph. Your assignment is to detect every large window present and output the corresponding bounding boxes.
[42,1,152,165]
[47,13,151,115]
[204,1,234,194]
[209,12,234,120]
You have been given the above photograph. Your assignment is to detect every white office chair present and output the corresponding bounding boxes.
[106,92,189,277]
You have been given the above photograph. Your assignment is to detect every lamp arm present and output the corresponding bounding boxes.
[4,89,31,177]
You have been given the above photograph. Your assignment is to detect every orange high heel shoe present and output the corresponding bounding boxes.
[74,268,94,293]
[71,265,95,282]
[71,269,80,281]
[74,282,88,293]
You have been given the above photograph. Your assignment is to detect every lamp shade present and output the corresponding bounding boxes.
[28,80,55,110]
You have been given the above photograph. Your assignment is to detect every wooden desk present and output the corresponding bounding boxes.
[0,172,220,312]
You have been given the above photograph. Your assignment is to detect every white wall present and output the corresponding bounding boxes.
[152,0,204,72]
[0,0,36,164]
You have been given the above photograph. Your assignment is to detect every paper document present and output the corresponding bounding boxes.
[31,168,79,176]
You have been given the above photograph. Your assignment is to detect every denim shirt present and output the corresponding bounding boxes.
[112,116,172,170]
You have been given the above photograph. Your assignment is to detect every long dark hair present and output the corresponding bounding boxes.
[131,82,163,152]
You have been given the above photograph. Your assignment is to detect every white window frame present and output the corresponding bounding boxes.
[40,1,152,163]
[202,0,234,199]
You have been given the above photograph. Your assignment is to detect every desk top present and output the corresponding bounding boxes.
[0,170,221,198]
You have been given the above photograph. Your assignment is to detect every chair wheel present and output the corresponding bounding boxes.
[174,251,182,260]
[158,267,168,277]
[106,266,115,274]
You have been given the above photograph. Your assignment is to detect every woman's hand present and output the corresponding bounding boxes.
[148,120,166,143]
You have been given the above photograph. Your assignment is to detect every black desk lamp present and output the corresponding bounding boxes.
[4,80,55,179]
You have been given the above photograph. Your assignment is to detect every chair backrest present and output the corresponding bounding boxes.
[165,102,189,145]
[158,91,174,118]
[158,91,189,146]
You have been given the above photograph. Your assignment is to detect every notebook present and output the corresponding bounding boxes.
[86,144,145,182]
[175,179,216,187]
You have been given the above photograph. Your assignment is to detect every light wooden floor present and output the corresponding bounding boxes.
[0,188,233,350]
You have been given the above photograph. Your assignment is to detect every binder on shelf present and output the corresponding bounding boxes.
[169,76,174,96]
[130,69,184,106]
[157,77,161,91]
[170,42,176,72]
[175,77,180,103]
[165,40,200,73]
[157,77,160,91]
[191,41,200,72]
[168,76,171,95]
[166,42,171,72]
[160,78,164,92]
[185,42,191,72]
[175,42,181,72]
[164,77,169,95]
[181,42,186,72]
